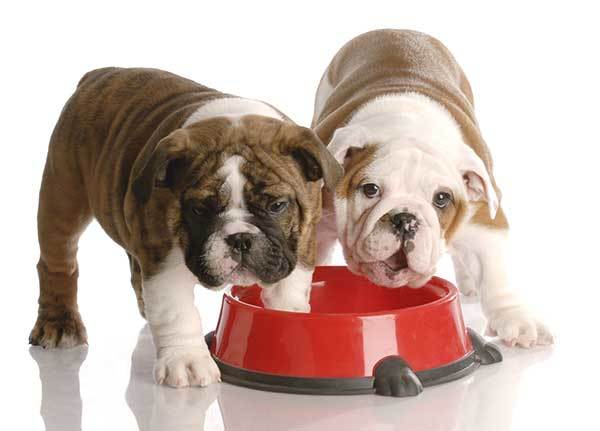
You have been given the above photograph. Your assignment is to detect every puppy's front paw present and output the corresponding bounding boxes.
[154,347,221,388]
[279,301,311,313]
[29,308,87,349]
[487,307,554,348]
[261,287,311,313]
[262,294,311,313]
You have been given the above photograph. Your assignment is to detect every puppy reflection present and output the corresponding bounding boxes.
[29,345,87,431]
[28,323,551,430]
[125,326,222,430]
[122,324,550,431]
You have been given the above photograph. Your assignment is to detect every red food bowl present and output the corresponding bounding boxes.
[206,266,501,397]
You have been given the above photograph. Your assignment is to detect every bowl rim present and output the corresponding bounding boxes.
[223,275,457,319]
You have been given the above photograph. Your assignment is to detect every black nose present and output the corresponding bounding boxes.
[391,212,418,236]
[225,233,253,253]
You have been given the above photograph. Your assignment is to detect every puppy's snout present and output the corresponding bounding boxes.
[391,212,418,238]
[225,232,253,253]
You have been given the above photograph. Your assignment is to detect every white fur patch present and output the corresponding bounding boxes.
[219,155,247,210]
[260,265,313,312]
[450,224,553,347]
[450,225,513,311]
[339,92,483,174]
[219,155,255,234]
[183,97,282,128]
[202,155,260,288]
[218,155,257,235]
[143,248,220,387]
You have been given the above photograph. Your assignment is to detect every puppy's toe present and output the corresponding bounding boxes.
[189,356,221,387]
[535,321,555,346]
[515,324,538,348]
[497,324,522,347]
[166,362,190,388]
[485,325,498,337]
[154,348,221,388]
[29,309,87,349]
[155,363,167,385]
[488,307,553,348]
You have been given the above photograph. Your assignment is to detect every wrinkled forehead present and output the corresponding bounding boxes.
[187,116,308,182]
[237,154,299,198]
[364,146,462,195]
[184,151,298,203]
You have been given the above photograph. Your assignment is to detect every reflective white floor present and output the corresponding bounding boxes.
[9,225,598,431]
[21,301,593,431]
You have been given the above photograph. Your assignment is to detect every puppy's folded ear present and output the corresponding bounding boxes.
[283,127,343,191]
[458,147,499,219]
[327,125,369,164]
[131,129,195,204]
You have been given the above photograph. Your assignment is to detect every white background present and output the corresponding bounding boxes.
[2,1,599,430]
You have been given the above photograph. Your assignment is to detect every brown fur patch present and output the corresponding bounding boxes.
[440,197,467,242]
[335,144,378,199]
[471,203,509,229]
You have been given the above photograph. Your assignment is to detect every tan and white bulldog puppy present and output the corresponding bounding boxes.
[30,67,342,387]
[312,30,552,347]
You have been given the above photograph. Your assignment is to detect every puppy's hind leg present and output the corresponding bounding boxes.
[451,252,479,299]
[127,253,145,318]
[30,162,92,349]
[450,209,553,348]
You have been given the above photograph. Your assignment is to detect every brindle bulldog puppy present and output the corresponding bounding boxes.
[30,67,342,387]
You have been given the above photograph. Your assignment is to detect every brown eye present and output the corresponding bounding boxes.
[362,183,380,198]
[268,200,288,214]
[433,192,452,209]
[190,196,220,216]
